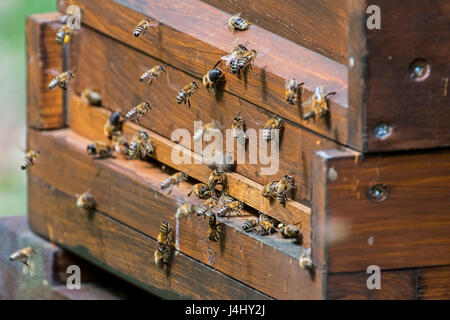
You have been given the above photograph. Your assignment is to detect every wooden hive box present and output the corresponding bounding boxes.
[25,0,450,299]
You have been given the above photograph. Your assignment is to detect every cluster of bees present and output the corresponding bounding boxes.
[15,12,329,271]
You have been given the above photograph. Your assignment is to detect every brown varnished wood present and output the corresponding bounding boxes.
[313,149,450,273]
[28,176,271,300]
[417,266,450,300]
[58,0,351,149]
[69,94,312,233]
[26,13,65,129]
[200,0,349,64]
[27,128,321,299]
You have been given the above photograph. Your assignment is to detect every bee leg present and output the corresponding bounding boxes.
[149,74,153,85]
[187,98,191,108]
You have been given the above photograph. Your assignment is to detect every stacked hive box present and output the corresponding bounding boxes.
[26,0,450,299]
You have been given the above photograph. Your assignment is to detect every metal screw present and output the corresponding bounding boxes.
[368,184,388,202]
[409,59,430,81]
[374,123,391,139]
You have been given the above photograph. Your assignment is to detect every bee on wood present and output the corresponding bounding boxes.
[299,250,313,270]
[262,181,278,199]
[302,86,336,121]
[203,60,225,94]
[228,13,252,33]
[174,203,196,219]
[196,196,218,217]
[207,168,227,191]
[207,213,221,242]
[81,89,102,106]
[262,116,284,141]
[154,243,171,267]
[140,65,166,85]
[285,78,304,105]
[104,111,124,140]
[55,24,74,46]
[21,149,40,170]
[280,224,302,243]
[129,130,153,159]
[176,81,199,108]
[242,217,259,232]
[193,120,221,142]
[187,183,213,200]
[222,41,253,76]
[125,101,152,123]
[157,221,172,246]
[133,19,158,37]
[76,191,96,211]
[254,215,276,236]
[86,141,113,159]
[111,132,130,156]
[9,247,36,267]
[161,172,188,194]
[276,175,296,206]
[217,199,244,218]
[231,114,247,146]
[48,70,74,90]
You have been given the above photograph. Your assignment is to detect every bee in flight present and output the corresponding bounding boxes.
[140,65,166,86]
[231,114,247,146]
[81,89,102,107]
[203,60,225,94]
[196,196,217,217]
[207,168,227,191]
[21,149,40,170]
[48,70,75,90]
[217,199,244,218]
[285,78,304,105]
[125,101,152,123]
[262,115,284,141]
[176,82,199,108]
[207,213,221,242]
[111,132,130,156]
[104,111,124,140]
[128,130,153,160]
[228,13,252,33]
[86,141,113,159]
[55,24,74,46]
[161,172,188,194]
[133,19,158,37]
[242,217,259,233]
[193,120,221,142]
[275,175,296,206]
[302,86,336,121]
[174,203,196,220]
[280,223,302,243]
[76,191,96,211]
[9,247,36,267]
[187,183,214,200]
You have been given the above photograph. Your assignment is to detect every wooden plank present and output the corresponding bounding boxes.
[68,25,350,204]
[417,266,450,300]
[58,0,351,149]
[28,176,272,300]
[69,94,311,232]
[26,13,65,129]
[27,128,322,299]
[350,0,450,151]
[313,149,450,273]
[200,0,349,65]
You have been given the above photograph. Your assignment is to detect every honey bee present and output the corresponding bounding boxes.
[231,114,247,146]
[111,132,130,156]
[48,70,74,90]
[203,60,225,94]
[276,175,295,206]
[242,217,259,232]
[160,172,188,194]
[21,149,40,170]
[176,82,199,108]
[223,43,256,76]
[254,215,276,236]
[157,221,172,246]
[154,244,171,266]
[262,181,278,199]
[133,19,158,37]
[193,120,221,142]
[125,101,152,123]
[228,13,252,33]
[280,224,302,243]
[9,247,36,267]
[104,111,124,140]
[174,203,196,219]
[86,141,113,159]
[302,86,336,121]
[285,78,304,105]
[196,196,217,217]
[76,191,96,211]
[81,89,102,106]
[55,24,74,46]
[187,183,213,200]
[299,250,313,270]
[128,130,153,159]
[262,116,284,141]
[207,168,227,190]
[207,213,221,242]
[140,65,166,85]
[217,200,244,218]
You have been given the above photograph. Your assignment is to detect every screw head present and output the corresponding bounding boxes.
[368,184,388,202]
[374,123,392,139]
[409,59,430,81]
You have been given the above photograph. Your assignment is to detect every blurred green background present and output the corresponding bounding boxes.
[0,0,57,217]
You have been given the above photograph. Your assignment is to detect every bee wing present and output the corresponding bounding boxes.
[148,20,160,28]
[221,53,237,66]
[46,69,61,77]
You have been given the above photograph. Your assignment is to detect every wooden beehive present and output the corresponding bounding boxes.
[25,0,450,299]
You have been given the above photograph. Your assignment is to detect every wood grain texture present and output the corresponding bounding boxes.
[26,13,65,129]
[313,149,450,273]
[28,175,271,300]
[417,266,450,300]
[69,94,311,233]
[200,0,349,64]
[27,128,321,299]
[58,0,351,149]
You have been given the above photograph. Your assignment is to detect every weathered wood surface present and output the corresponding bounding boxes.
[312,149,450,273]
[69,94,311,233]
[68,25,350,204]
[200,0,349,64]
[27,128,320,299]
[26,13,65,129]
[58,0,350,149]
[350,0,450,152]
